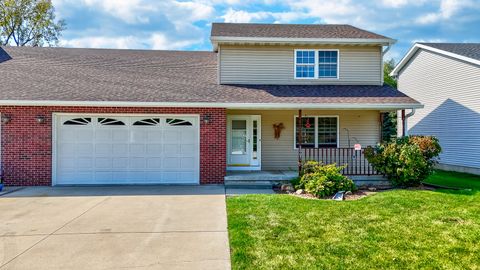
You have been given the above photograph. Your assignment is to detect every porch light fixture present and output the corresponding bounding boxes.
[203,114,211,124]
[1,114,11,124]
[35,115,46,124]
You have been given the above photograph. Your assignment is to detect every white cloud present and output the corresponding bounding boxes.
[221,8,270,23]
[53,0,154,24]
[60,36,143,49]
[54,0,215,25]
[381,0,428,8]
[415,0,475,24]
[149,33,201,50]
[60,33,201,50]
[411,38,447,43]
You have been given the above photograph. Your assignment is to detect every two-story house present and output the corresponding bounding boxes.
[0,23,421,186]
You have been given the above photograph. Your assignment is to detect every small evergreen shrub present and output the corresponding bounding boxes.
[364,135,441,187]
[297,161,356,197]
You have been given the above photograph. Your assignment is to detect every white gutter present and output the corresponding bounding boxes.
[211,36,397,51]
[0,100,423,110]
[391,43,480,77]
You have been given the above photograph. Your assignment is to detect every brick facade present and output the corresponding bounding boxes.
[0,106,226,186]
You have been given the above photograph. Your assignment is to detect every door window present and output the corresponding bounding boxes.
[231,120,247,155]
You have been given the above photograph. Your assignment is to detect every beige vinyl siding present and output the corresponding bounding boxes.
[227,109,381,170]
[397,49,480,169]
[219,45,382,85]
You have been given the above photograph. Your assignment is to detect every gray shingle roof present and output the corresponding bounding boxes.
[0,46,419,107]
[211,23,392,40]
[418,43,480,61]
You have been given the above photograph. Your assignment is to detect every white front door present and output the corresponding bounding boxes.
[227,115,261,170]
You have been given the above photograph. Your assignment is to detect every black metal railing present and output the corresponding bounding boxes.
[303,147,379,175]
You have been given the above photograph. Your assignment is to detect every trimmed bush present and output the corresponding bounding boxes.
[364,135,441,187]
[297,161,356,197]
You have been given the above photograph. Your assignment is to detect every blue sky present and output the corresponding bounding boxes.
[52,0,480,61]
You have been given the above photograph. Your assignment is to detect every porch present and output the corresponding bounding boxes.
[224,109,388,188]
[224,148,388,189]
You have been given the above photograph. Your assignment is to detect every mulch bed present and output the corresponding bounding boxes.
[274,184,438,201]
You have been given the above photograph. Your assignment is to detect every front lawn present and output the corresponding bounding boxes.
[424,170,480,190]
[227,190,480,269]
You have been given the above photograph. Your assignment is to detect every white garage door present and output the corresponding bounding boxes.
[54,115,200,185]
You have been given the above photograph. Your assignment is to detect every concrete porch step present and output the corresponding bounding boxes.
[224,170,297,181]
[224,180,273,189]
[224,171,297,189]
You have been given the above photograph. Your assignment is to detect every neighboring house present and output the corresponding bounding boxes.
[0,23,421,186]
[392,43,480,175]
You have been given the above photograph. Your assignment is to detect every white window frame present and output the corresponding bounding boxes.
[294,49,317,80]
[318,49,340,80]
[293,115,340,149]
[293,49,340,80]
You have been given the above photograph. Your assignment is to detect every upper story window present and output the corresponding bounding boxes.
[318,50,338,78]
[294,49,339,80]
[295,50,315,78]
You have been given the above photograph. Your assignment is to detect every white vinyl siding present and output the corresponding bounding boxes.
[227,110,381,170]
[397,49,480,169]
[219,45,382,85]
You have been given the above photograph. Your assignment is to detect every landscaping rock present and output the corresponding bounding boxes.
[368,187,377,192]
[345,191,353,195]
[295,189,305,195]
[281,184,295,192]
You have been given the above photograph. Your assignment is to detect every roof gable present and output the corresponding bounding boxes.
[391,43,480,76]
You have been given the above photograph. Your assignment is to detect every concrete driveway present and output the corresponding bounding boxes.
[0,186,230,270]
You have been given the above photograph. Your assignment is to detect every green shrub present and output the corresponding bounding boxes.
[364,135,441,187]
[297,161,356,197]
[290,176,301,188]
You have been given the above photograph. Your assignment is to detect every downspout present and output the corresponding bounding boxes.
[402,109,416,136]
[298,109,302,175]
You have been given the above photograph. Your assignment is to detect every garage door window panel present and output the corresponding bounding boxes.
[98,118,126,126]
[63,118,92,125]
[166,118,193,126]
[133,118,161,126]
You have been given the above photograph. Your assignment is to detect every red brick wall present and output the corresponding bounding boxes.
[0,106,226,186]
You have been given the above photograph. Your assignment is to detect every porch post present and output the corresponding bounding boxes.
[298,109,302,174]
[379,112,384,142]
[401,109,406,137]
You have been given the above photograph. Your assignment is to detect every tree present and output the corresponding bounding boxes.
[0,0,65,46]
[382,58,398,141]
[383,58,397,88]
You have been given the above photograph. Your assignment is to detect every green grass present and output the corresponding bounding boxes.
[227,190,480,270]
[424,170,480,190]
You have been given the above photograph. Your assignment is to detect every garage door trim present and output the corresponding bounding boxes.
[52,113,201,186]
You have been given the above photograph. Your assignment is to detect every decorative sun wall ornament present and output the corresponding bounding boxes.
[273,123,285,139]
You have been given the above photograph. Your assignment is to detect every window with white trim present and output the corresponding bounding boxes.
[295,116,338,148]
[295,50,315,78]
[318,50,338,78]
[294,49,339,79]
